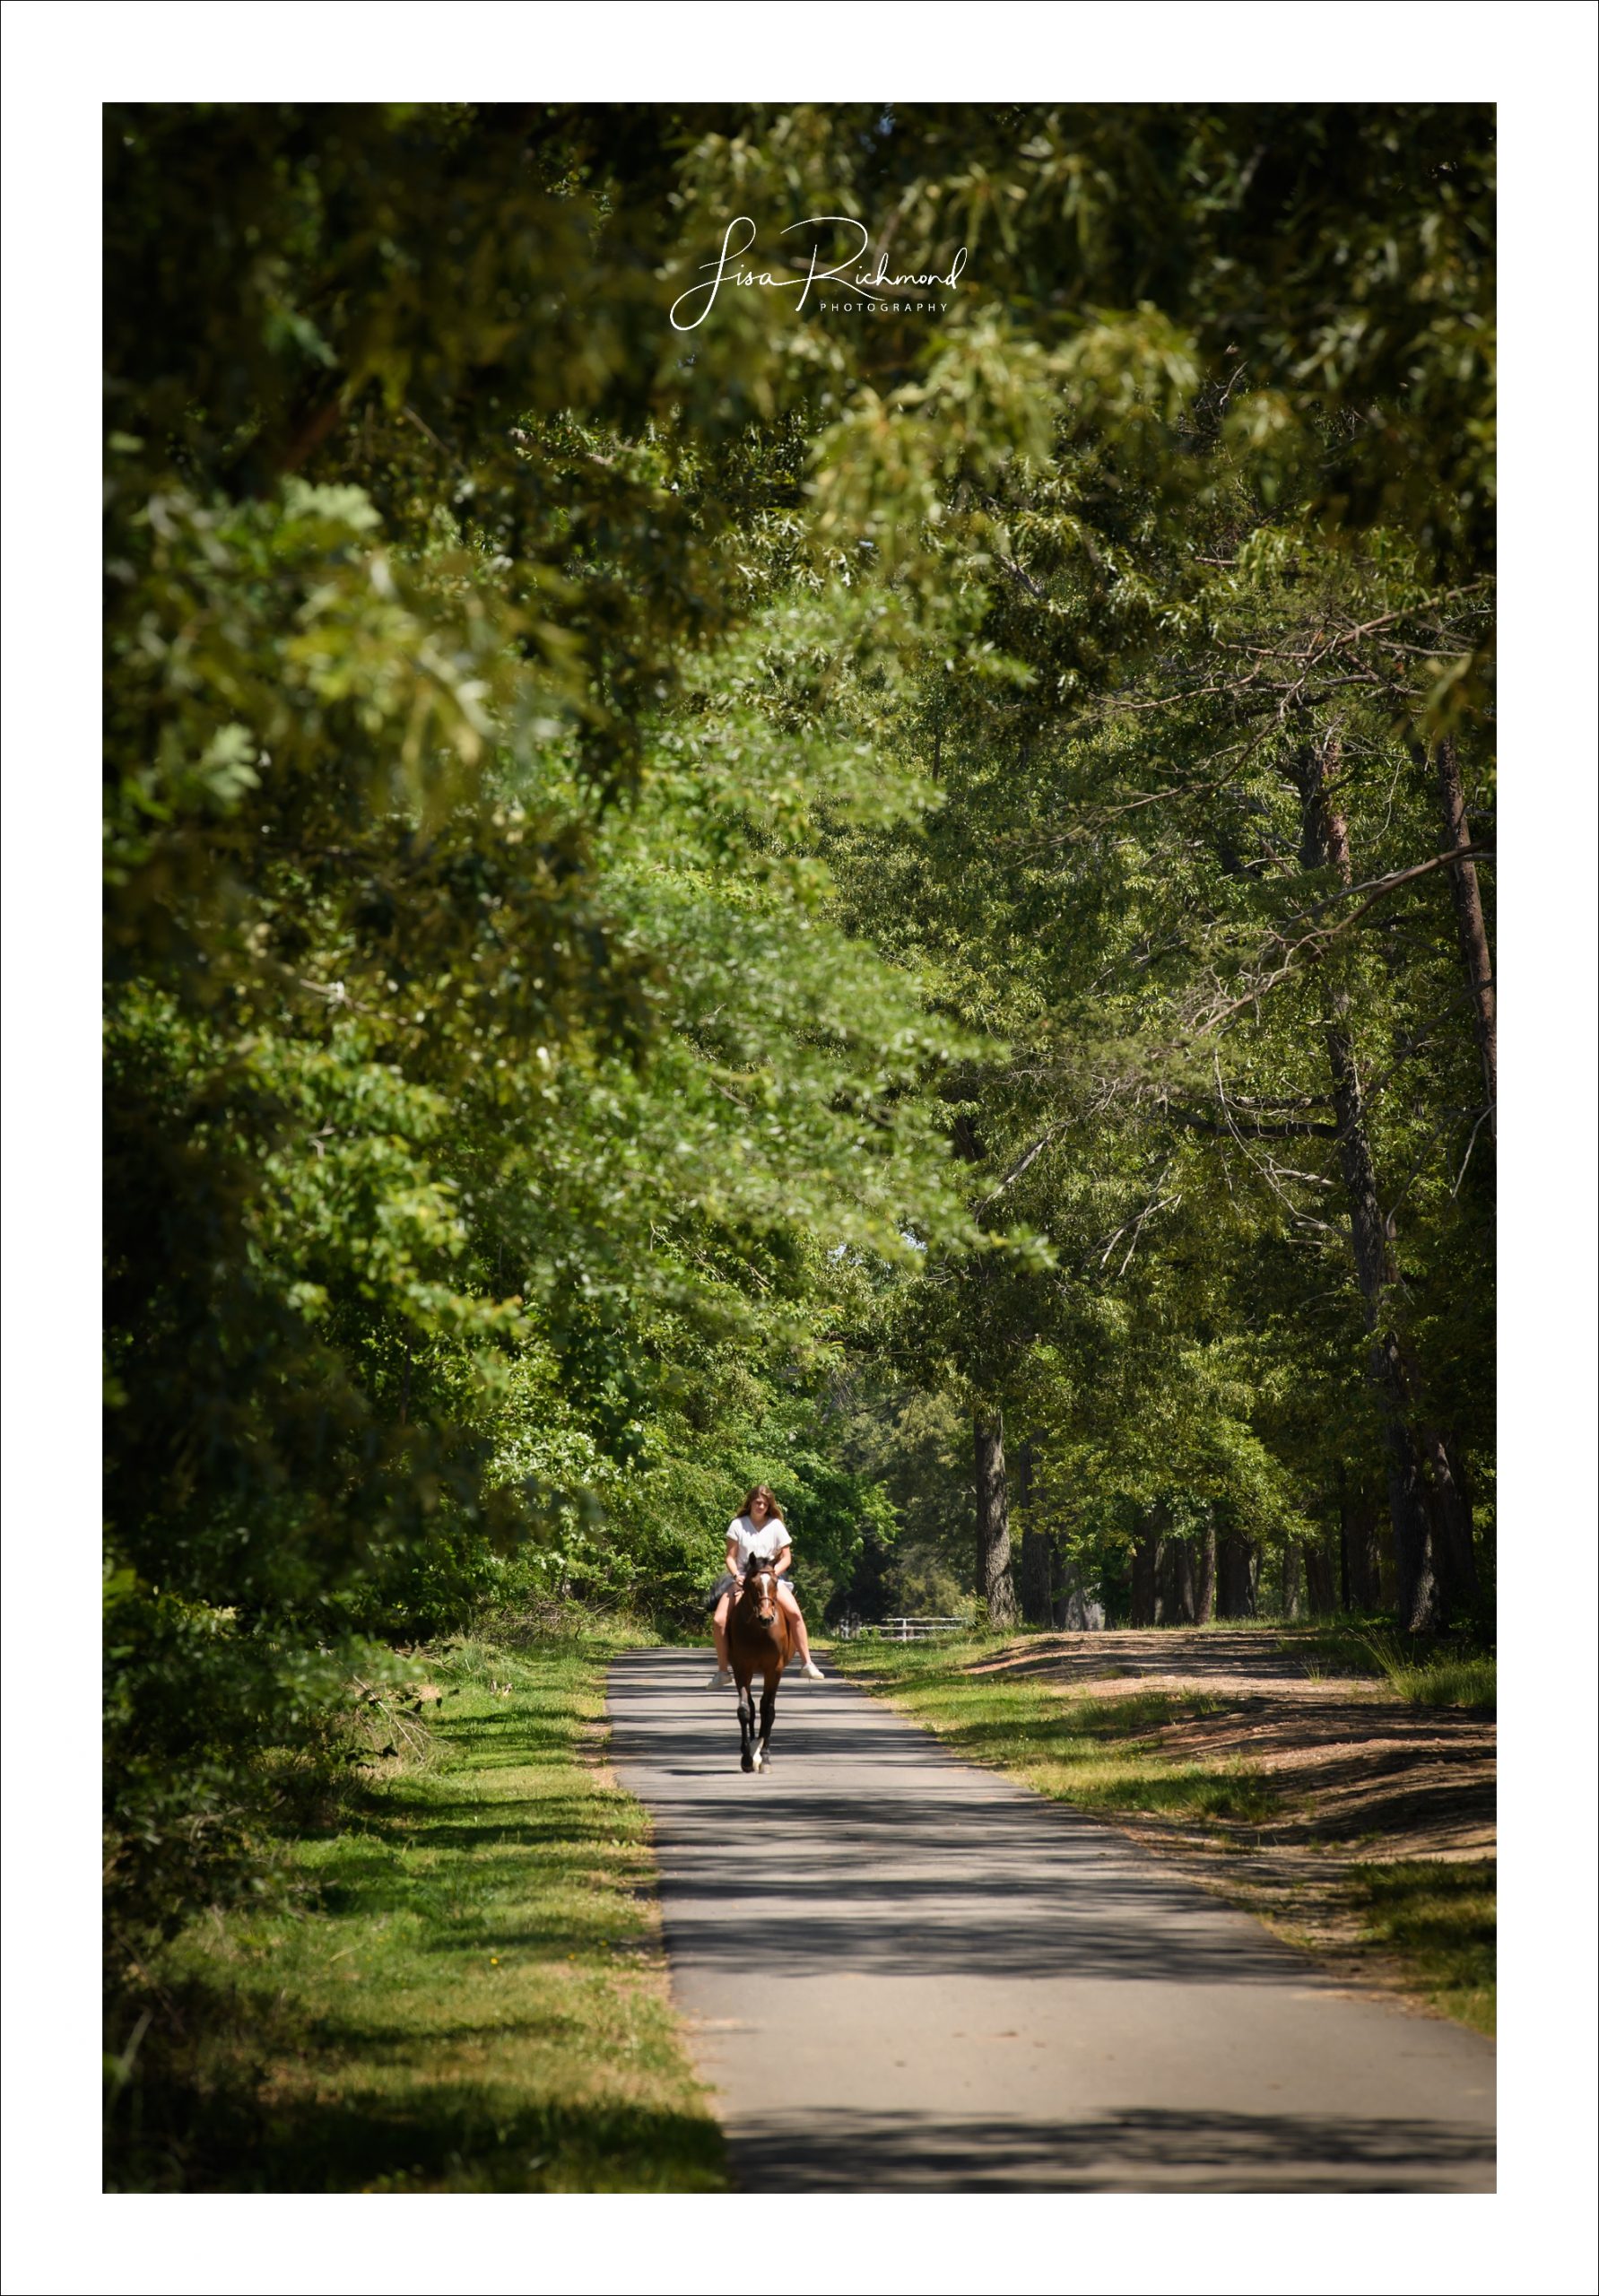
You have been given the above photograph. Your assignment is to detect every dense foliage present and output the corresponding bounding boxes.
[104,102,1494,1974]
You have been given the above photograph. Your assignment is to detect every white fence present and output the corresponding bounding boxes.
[832,1615,969,1643]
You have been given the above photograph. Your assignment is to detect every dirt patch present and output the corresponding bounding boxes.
[973,1626,1369,1689]
[1155,1700,1494,1861]
[973,1629,1495,1864]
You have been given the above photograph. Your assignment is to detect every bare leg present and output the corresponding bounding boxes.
[712,1590,733,1670]
[777,1582,811,1663]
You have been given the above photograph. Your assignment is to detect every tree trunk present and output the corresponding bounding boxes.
[1128,1515,1161,1628]
[1302,1535,1337,1615]
[1338,1507,1351,1612]
[1195,1515,1218,1623]
[974,1411,1017,1628]
[1015,1442,1049,1626]
[1374,1335,1440,1635]
[1433,735,1496,1135]
[1056,1557,1104,1631]
[1299,739,1440,1633]
[1279,1542,1302,1620]
[1376,1517,1400,1611]
[1161,1536,1198,1625]
[1217,1534,1258,1619]
[1338,1473,1381,1611]
[1423,1428,1481,1617]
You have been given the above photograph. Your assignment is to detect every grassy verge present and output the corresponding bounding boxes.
[1357,1639,1497,1711]
[1348,1861,1497,2035]
[1251,1621,1495,1709]
[104,1628,726,2192]
[831,1631,1495,2036]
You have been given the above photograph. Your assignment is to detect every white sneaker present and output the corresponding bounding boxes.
[795,1657,824,1681]
[708,1667,734,1690]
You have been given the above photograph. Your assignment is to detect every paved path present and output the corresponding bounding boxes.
[606,1649,1495,2192]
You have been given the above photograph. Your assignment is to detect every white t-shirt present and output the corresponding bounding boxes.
[728,1515,788,1571]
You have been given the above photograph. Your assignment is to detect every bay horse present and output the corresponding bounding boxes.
[727,1558,793,1772]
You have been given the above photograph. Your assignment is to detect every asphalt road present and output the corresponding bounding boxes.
[606,1648,1496,2192]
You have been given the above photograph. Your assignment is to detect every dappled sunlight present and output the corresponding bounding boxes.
[607,1650,1494,2191]
[724,2102,1496,2192]
[106,1647,725,2193]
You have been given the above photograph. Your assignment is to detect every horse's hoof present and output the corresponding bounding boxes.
[752,1749,765,1772]
[741,1752,754,1773]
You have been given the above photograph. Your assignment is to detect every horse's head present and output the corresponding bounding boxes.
[742,1561,781,1625]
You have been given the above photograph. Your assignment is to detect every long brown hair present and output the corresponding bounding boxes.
[740,1484,785,1524]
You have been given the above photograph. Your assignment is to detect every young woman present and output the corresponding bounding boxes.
[708,1485,824,1687]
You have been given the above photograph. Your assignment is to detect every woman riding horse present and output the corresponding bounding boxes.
[708,1485,824,1687]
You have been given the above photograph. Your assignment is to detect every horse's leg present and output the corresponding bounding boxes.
[735,1671,755,1772]
[756,1664,778,1770]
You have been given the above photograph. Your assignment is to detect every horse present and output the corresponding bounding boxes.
[727,1558,793,1773]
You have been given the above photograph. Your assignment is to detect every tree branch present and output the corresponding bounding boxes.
[1196,846,1496,1036]
[1167,1107,1339,1141]
[976,1128,1058,1211]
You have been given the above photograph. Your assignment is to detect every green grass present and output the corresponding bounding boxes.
[1349,1861,1497,2034]
[1359,1637,1497,1711]
[1261,1621,1497,1709]
[834,1636,1275,1824]
[104,1630,726,2192]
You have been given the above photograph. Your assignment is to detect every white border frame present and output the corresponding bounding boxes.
[4,8,1595,2292]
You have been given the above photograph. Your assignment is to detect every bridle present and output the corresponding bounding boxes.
[743,1562,779,1625]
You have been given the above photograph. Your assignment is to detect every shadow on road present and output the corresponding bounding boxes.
[729,2105,1493,2192]
[613,1668,1301,1987]
[606,1649,1495,2194]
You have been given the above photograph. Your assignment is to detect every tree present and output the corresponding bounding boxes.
[104,100,1496,1971]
